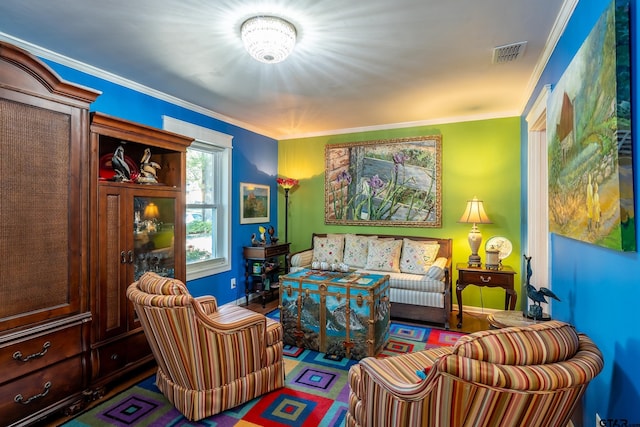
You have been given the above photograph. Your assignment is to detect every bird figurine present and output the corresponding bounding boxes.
[526,284,561,306]
[268,225,278,244]
[524,254,533,286]
[524,254,561,320]
[111,146,131,182]
[138,148,161,184]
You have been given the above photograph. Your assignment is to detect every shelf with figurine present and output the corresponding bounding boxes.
[91,112,191,189]
[98,144,172,186]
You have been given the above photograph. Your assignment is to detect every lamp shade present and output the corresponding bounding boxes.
[458,197,491,224]
[241,16,297,64]
[276,177,299,190]
[143,202,160,220]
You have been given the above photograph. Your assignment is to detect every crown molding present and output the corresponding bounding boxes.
[519,0,578,114]
[0,32,274,138]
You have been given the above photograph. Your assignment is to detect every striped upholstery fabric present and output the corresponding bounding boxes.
[390,287,444,308]
[452,321,580,365]
[347,321,603,427]
[127,272,285,421]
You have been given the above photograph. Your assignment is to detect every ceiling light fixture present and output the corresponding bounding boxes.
[241,16,297,64]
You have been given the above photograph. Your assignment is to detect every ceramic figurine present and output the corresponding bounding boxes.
[138,148,161,184]
[524,255,560,320]
[111,146,131,182]
[258,226,266,245]
[268,225,278,244]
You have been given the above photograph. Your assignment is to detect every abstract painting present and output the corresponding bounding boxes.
[547,0,634,251]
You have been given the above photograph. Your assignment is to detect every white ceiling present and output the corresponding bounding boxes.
[0,0,572,139]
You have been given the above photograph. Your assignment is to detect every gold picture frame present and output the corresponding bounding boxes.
[325,135,442,227]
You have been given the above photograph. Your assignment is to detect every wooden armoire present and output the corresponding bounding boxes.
[0,42,100,425]
[0,42,193,425]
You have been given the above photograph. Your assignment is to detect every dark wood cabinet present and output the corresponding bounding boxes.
[0,42,99,426]
[88,113,193,392]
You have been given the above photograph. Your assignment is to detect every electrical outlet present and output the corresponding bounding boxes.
[231,278,236,289]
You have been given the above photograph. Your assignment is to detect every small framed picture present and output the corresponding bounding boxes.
[240,182,270,224]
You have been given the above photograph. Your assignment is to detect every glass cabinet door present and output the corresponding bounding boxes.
[133,196,176,280]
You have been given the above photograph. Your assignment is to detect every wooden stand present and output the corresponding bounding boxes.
[243,243,290,307]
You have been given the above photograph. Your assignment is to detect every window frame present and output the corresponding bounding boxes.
[163,116,233,281]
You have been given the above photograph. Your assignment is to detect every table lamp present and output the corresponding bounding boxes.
[458,197,491,267]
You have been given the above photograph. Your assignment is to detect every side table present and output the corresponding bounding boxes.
[487,310,540,329]
[243,243,290,307]
[456,263,517,328]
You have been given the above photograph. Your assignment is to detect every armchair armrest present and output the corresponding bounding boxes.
[356,346,452,402]
[288,248,314,269]
[197,304,266,334]
[358,358,436,402]
[195,295,218,314]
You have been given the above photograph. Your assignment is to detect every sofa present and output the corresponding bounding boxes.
[288,233,452,328]
[346,320,604,427]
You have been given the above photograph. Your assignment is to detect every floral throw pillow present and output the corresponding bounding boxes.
[312,235,345,264]
[343,234,377,268]
[365,239,403,272]
[400,239,441,274]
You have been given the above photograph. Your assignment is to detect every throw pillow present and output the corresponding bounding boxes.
[343,234,377,268]
[312,234,345,264]
[364,239,403,272]
[425,265,445,281]
[425,257,448,280]
[400,239,440,274]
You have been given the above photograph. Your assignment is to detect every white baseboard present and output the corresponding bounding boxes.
[455,305,502,315]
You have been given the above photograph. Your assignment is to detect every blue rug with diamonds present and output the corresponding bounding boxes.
[63,311,464,426]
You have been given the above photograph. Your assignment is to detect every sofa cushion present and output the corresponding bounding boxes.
[399,238,440,274]
[452,320,580,365]
[312,234,345,264]
[364,239,403,272]
[343,234,377,268]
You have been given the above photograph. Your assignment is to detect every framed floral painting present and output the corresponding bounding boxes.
[325,135,442,227]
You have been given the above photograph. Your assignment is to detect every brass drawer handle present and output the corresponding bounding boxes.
[14,381,51,405]
[13,341,51,362]
[480,276,492,283]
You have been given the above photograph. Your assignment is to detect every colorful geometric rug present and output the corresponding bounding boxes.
[62,312,465,427]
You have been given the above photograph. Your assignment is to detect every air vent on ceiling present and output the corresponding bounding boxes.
[492,41,528,64]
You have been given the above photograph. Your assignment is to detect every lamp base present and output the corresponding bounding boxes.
[467,254,482,267]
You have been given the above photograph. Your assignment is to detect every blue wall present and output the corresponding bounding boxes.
[523,0,639,422]
[43,59,279,304]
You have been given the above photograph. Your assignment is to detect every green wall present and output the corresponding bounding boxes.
[278,117,521,310]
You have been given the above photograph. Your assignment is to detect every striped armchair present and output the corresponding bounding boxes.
[127,272,285,421]
[347,320,603,427]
